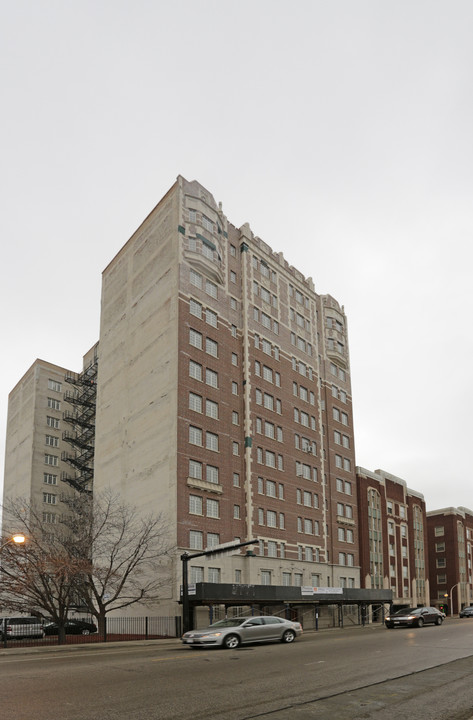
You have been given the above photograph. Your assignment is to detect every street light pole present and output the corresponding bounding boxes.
[449,583,460,617]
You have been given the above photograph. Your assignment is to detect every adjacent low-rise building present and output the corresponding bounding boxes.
[356,467,429,613]
[426,507,473,614]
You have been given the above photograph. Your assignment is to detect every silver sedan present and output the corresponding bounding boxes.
[182,615,303,649]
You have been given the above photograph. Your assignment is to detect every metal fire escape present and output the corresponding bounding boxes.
[61,357,97,494]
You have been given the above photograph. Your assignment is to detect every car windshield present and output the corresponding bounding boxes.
[208,618,248,628]
[392,608,418,616]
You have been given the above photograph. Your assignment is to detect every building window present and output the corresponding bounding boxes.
[207,533,220,549]
[44,454,58,466]
[260,570,271,585]
[435,526,445,536]
[189,426,202,446]
[205,279,217,299]
[208,567,221,583]
[206,308,217,327]
[232,381,238,395]
[42,512,57,523]
[43,473,57,485]
[47,398,61,410]
[190,298,202,318]
[190,531,203,550]
[190,566,204,583]
[189,495,203,515]
[45,435,59,447]
[233,472,240,487]
[43,493,56,504]
[46,416,60,429]
[266,480,276,497]
[190,269,203,288]
[206,337,218,357]
[234,505,240,519]
[235,569,241,583]
[206,465,219,484]
[189,360,202,381]
[206,499,219,518]
[267,511,277,528]
[189,392,203,413]
[279,512,285,529]
[267,541,277,557]
[232,442,239,456]
[205,399,219,419]
[206,432,219,452]
[262,338,272,355]
[189,328,203,349]
[206,369,218,388]
[48,379,62,392]
[189,460,202,480]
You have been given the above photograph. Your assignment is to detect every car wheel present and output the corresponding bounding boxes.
[281,630,296,643]
[223,634,240,649]
[385,624,393,629]
[436,617,443,625]
[81,629,90,635]
[417,618,424,628]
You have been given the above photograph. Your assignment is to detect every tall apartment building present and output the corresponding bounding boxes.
[3,346,98,523]
[3,359,76,523]
[426,507,473,614]
[356,467,429,610]
[93,176,361,617]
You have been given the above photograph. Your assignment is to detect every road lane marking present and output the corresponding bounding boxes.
[305,660,325,665]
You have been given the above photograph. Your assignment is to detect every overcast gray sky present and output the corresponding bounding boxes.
[1,0,472,511]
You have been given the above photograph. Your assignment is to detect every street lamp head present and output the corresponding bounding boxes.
[0,533,27,551]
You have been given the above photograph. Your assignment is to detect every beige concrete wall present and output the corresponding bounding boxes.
[3,359,75,529]
[94,183,180,563]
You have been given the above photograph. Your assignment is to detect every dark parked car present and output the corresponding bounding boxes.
[43,619,97,636]
[385,606,444,629]
[459,606,473,618]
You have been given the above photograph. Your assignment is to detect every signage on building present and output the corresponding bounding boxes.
[301,586,344,596]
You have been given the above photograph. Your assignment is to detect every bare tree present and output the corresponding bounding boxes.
[1,491,172,641]
[61,489,172,635]
[0,497,88,643]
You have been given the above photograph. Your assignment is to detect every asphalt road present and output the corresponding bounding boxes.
[2,619,473,719]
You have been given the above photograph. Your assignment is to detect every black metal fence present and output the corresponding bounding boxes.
[0,616,182,649]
